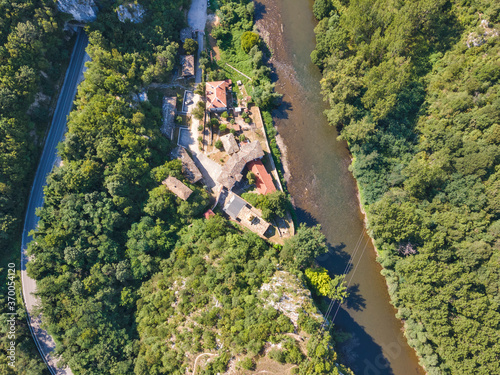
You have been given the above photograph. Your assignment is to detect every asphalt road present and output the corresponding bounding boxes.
[20,28,89,375]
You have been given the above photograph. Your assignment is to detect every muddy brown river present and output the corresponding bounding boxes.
[255,1,426,374]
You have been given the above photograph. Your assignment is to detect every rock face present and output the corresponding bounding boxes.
[466,17,499,48]
[56,0,98,22]
[117,3,146,23]
[259,271,324,328]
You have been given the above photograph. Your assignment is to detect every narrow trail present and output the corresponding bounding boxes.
[192,353,216,375]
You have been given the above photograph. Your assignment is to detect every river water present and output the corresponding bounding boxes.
[255,1,425,374]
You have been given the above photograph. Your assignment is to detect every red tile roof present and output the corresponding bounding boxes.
[248,159,276,195]
[203,209,215,219]
[206,80,231,111]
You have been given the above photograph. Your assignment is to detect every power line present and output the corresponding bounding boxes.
[329,237,370,326]
[321,230,365,331]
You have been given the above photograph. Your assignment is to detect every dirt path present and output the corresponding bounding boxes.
[187,0,207,31]
[192,353,216,375]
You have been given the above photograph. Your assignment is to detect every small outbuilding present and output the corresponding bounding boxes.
[220,133,239,155]
[222,192,270,236]
[162,96,176,139]
[172,146,203,184]
[162,176,193,201]
[204,209,215,219]
[180,55,195,77]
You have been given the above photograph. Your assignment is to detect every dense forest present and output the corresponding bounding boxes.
[134,218,352,375]
[0,0,68,274]
[0,1,70,373]
[21,1,351,374]
[312,0,500,374]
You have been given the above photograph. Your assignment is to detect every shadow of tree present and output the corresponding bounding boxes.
[344,283,366,311]
[293,205,319,227]
[253,1,267,22]
[333,307,396,375]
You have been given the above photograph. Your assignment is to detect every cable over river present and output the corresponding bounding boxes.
[254,1,425,374]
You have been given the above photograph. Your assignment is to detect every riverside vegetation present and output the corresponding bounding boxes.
[13,1,352,374]
[312,0,500,374]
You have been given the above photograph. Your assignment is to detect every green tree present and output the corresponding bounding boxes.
[210,118,220,127]
[280,224,328,269]
[251,81,281,109]
[241,31,260,53]
[247,171,256,184]
[192,105,205,120]
[183,38,198,54]
[305,267,333,297]
[238,357,255,370]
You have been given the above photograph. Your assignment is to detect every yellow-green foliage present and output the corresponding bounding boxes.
[305,267,332,297]
[241,31,260,53]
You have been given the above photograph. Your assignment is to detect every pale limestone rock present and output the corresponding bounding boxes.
[117,3,146,23]
[56,0,97,22]
[466,17,499,48]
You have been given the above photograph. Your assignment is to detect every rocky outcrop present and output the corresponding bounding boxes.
[117,3,146,23]
[56,0,98,22]
[466,18,499,48]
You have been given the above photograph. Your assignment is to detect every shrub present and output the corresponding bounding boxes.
[241,31,260,53]
[198,125,203,131]
[221,111,228,118]
[238,357,255,370]
[194,83,205,95]
[269,348,285,363]
[247,171,256,185]
[175,115,183,124]
[210,118,219,127]
[192,106,205,120]
[239,134,246,142]
[313,0,333,20]
[215,140,223,149]
[219,123,227,132]
[183,38,198,54]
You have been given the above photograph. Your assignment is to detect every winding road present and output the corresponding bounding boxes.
[20,28,89,375]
